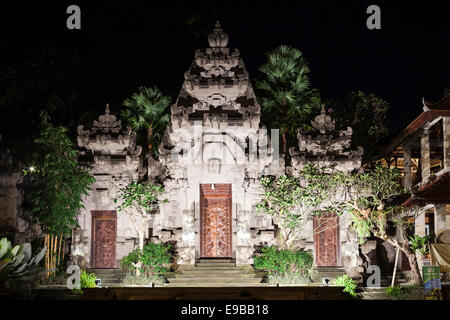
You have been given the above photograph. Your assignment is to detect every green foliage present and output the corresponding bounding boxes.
[253,246,314,280]
[120,242,172,277]
[29,112,95,236]
[331,91,390,162]
[257,166,350,246]
[333,274,358,299]
[386,284,423,300]
[349,166,407,244]
[121,86,170,154]
[385,285,403,299]
[256,45,321,152]
[409,234,432,257]
[72,270,96,294]
[115,181,166,215]
[0,237,47,285]
[81,270,97,288]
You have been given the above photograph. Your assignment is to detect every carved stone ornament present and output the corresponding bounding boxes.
[207,21,229,48]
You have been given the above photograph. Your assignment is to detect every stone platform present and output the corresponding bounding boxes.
[166,259,265,287]
[79,286,350,300]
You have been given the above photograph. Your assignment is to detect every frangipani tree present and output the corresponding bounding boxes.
[258,165,423,284]
[257,166,350,249]
[115,182,167,275]
[345,166,422,284]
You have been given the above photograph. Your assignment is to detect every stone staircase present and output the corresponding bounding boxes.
[165,259,266,287]
[310,266,346,285]
[87,269,125,287]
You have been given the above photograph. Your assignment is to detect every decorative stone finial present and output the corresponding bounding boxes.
[208,20,229,48]
[105,103,110,115]
[311,104,335,134]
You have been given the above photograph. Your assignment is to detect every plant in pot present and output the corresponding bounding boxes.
[409,234,433,261]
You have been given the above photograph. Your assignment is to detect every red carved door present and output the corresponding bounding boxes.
[200,184,232,258]
[91,211,117,268]
[313,212,339,266]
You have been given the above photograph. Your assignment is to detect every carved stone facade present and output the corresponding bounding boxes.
[74,22,363,273]
[76,105,145,267]
[151,21,280,266]
[289,106,364,278]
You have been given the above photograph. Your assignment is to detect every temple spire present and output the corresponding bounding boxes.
[105,103,110,115]
[207,20,229,48]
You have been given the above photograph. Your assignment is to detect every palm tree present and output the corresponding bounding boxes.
[256,45,320,155]
[121,86,171,153]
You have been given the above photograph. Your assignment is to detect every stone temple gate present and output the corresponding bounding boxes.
[74,22,363,277]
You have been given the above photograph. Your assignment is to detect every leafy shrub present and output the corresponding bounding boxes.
[120,242,172,277]
[333,275,358,299]
[385,285,423,300]
[253,246,314,279]
[72,270,96,294]
[80,270,96,288]
[122,274,165,286]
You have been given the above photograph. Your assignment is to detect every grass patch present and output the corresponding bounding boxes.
[385,284,423,300]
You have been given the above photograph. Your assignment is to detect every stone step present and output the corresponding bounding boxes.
[195,262,237,267]
[175,273,258,279]
[182,267,249,272]
[180,268,253,274]
[94,274,125,280]
[196,259,236,263]
[168,277,263,284]
[87,269,124,275]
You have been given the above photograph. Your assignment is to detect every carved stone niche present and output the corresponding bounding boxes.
[207,158,222,174]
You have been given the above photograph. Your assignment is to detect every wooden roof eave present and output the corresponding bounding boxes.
[382,110,450,155]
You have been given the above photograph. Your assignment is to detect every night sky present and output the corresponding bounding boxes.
[1,1,449,140]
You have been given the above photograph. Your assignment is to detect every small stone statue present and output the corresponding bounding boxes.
[69,228,86,269]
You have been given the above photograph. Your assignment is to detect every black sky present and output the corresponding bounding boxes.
[1,1,449,139]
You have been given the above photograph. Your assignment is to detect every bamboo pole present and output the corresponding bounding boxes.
[53,235,58,277]
[50,235,54,278]
[61,238,65,265]
[44,234,49,279]
[57,234,62,269]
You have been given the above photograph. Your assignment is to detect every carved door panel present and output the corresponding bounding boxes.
[92,211,117,268]
[313,212,339,266]
[200,184,232,258]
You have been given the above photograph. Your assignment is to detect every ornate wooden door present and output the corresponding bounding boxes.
[313,212,339,266]
[91,210,117,268]
[200,184,232,258]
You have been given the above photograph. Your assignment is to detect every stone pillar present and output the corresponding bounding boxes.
[421,129,431,182]
[434,205,447,236]
[403,145,412,189]
[178,209,196,264]
[236,210,253,266]
[415,210,426,237]
[444,117,450,170]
